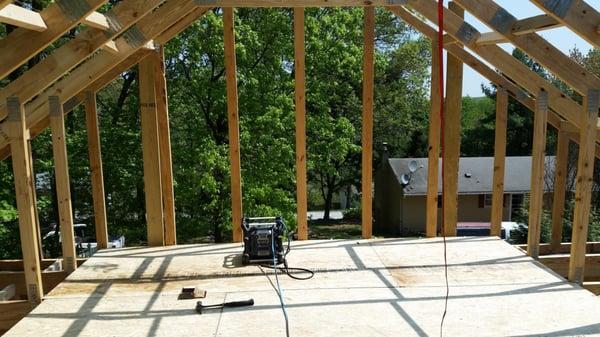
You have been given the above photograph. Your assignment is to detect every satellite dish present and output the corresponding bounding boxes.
[408,160,419,173]
[401,174,410,185]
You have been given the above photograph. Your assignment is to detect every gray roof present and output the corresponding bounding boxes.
[388,156,555,196]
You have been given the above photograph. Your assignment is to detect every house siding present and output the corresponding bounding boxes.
[397,194,513,235]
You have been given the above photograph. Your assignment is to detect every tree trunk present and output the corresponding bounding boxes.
[323,188,334,221]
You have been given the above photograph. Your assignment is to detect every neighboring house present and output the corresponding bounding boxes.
[374,155,555,236]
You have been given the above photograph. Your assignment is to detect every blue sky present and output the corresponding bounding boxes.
[441,1,600,97]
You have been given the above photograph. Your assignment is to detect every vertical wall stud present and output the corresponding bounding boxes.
[139,56,165,247]
[568,89,599,284]
[49,96,77,272]
[6,96,43,304]
[490,88,508,237]
[550,129,569,251]
[361,6,375,239]
[294,8,308,240]
[85,91,109,249]
[223,7,243,243]
[527,89,549,258]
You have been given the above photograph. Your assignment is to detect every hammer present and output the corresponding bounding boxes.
[195,299,254,314]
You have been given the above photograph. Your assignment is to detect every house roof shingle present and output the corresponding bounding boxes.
[387,156,555,196]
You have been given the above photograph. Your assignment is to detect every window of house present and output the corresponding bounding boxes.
[512,194,524,209]
[478,194,493,208]
[484,194,493,208]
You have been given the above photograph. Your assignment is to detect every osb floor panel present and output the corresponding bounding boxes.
[4,237,600,336]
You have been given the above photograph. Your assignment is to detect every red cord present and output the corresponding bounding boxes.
[438,0,445,236]
[437,1,449,336]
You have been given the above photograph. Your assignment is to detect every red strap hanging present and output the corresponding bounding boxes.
[438,0,445,233]
[437,2,450,336]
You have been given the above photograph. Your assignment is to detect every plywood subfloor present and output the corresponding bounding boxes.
[4,237,600,336]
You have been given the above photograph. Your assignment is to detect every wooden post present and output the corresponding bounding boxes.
[139,56,165,247]
[568,89,599,284]
[48,96,77,273]
[490,88,508,237]
[223,8,243,243]
[294,8,308,240]
[426,36,442,238]
[361,6,375,239]
[527,89,549,259]
[6,97,43,304]
[84,92,109,249]
[550,129,569,251]
[442,2,463,237]
[151,46,177,246]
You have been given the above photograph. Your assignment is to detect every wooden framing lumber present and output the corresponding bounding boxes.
[151,46,177,246]
[223,8,243,243]
[476,31,506,45]
[403,2,600,171]
[530,0,600,50]
[0,300,34,332]
[0,0,12,10]
[490,87,508,237]
[550,129,569,251]
[84,92,109,249]
[154,8,210,45]
[5,97,43,304]
[442,1,463,237]
[0,4,47,31]
[569,89,599,285]
[540,253,600,281]
[399,1,600,139]
[0,0,203,157]
[511,14,561,35]
[478,14,562,45]
[195,0,406,6]
[584,282,600,295]
[0,0,168,123]
[425,36,441,238]
[516,242,600,255]
[0,259,86,272]
[139,55,165,247]
[0,270,69,299]
[361,6,375,239]
[48,97,77,273]
[0,0,107,80]
[453,0,600,96]
[0,9,211,163]
[294,8,308,241]
[83,11,109,30]
[102,40,119,54]
[527,90,549,259]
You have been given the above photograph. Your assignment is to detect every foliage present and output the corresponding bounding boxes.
[342,207,361,221]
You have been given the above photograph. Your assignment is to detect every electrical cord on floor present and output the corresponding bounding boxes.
[261,230,314,280]
[258,224,315,337]
[437,1,450,336]
[271,229,290,337]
